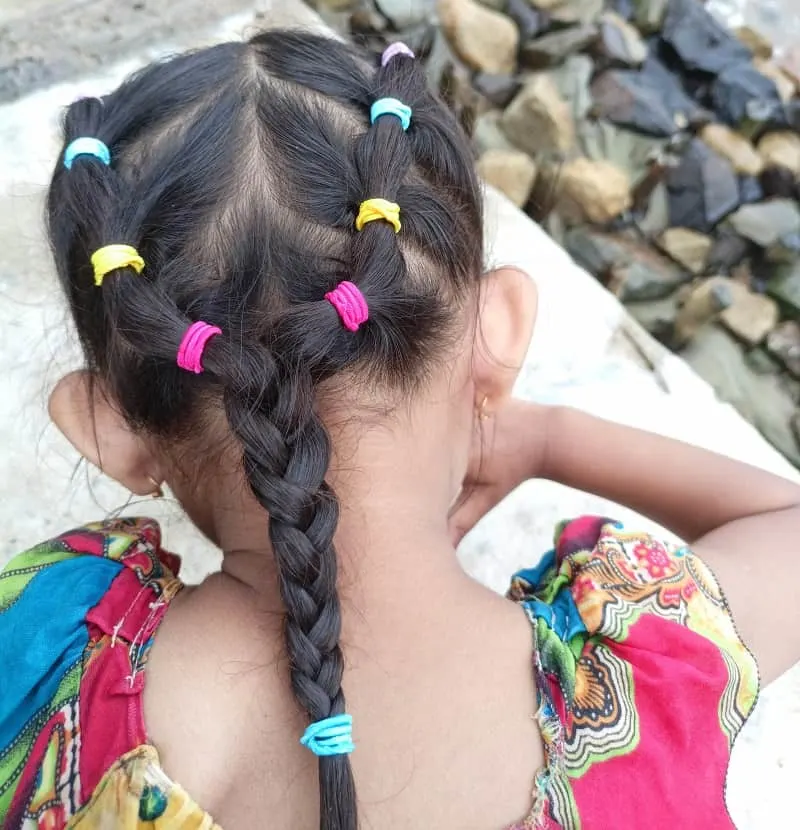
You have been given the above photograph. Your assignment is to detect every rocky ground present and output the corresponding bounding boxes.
[315,0,800,468]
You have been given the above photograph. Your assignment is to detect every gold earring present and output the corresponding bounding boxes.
[146,476,164,499]
[478,395,491,421]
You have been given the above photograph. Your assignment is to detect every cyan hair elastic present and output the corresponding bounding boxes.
[370,98,412,132]
[63,137,111,169]
[300,714,355,757]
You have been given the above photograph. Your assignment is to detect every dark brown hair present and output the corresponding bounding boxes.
[47,30,483,829]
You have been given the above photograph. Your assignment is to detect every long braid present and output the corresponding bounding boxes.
[48,29,485,830]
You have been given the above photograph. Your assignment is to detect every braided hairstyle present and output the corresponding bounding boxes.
[47,31,483,829]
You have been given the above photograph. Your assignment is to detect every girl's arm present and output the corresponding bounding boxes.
[539,405,800,684]
[539,406,800,543]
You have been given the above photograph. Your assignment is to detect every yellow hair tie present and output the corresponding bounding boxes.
[90,244,145,287]
[355,198,401,233]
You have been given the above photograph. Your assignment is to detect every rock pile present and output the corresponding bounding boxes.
[311,0,800,466]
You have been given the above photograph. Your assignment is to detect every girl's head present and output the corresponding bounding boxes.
[46,30,535,829]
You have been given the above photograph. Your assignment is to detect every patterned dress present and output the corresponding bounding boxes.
[0,516,758,829]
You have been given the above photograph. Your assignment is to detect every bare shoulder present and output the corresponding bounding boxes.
[142,574,307,815]
[693,505,800,686]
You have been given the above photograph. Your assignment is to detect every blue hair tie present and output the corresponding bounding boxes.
[300,714,355,757]
[370,98,412,132]
[63,137,111,169]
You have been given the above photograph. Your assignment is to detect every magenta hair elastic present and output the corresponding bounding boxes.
[381,42,415,67]
[176,321,222,374]
[325,281,368,332]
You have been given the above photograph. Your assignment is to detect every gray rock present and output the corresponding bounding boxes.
[505,0,549,40]
[683,325,800,466]
[549,54,594,123]
[596,11,647,67]
[745,347,781,375]
[728,199,800,248]
[375,0,433,27]
[520,25,599,69]
[626,295,678,341]
[767,232,800,264]
[549,0,604,25]
[661,0,751,74]
[707,229,753,275]
[565,226,688,300]
[768,260,800,318]
[473,110,516,154]
[767,321,800,377]
[472,73,522,108]
[579,119,667,186]
[666,139,739,233]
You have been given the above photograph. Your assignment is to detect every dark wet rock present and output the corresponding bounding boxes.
[738,175,764,205]
[728,199,800,248]
[631,0,668,33]
[666,139,739,233]
[767,321,800,378]
[711,63,785,128]
[785,101,800,133]
[660,0,751,74]
[683,326,800,466]
[472,73,522,108]
[565,226,689,300]
[505,0,550,41]
[590,56,711,137]
[706,229,753,275]
[760,165,798,200]
[596,11,648,67]
[520,25,599,69]
[768,260,800,318]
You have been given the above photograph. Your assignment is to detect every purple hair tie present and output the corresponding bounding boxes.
[325,281,368,332]
[381,42,415,67]
[176,321,221,374]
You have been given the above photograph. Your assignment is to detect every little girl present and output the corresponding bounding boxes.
[1,28,798,830]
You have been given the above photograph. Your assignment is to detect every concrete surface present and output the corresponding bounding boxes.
[0,2,797,827]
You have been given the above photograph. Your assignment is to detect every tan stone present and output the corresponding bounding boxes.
[720,286,780,346]
[700,123,763,177]
[477,149,538,207]
[673,276,734,347]
[758,131,800,176]
[501,74,575,156]
[657,227,713,275]
[557,157,631,225]
[754,58,796,104]
[438,0,519,75]
[733,25,773,60]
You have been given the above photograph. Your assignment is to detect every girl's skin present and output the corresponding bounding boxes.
[49,267,800,829]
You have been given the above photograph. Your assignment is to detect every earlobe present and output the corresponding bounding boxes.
[472,267,538,408]
[49,371,164,496]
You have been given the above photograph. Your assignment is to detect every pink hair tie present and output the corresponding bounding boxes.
[176,321,222,374]
[325,281,368,332]
[381,42,415,67]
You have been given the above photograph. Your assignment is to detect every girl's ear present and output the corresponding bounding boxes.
[472,267,537,412]
[49,370,164,496]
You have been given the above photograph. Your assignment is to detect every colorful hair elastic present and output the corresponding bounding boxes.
[90,244,145,286]
[63,137,111,169]
[381,42,415,67]
[176,321,222,374]
[370,98,412,131]
[325,281,368,332]
[355,198,401,233]
[300,714,355,757]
